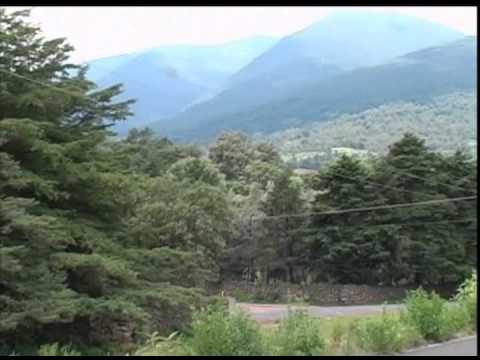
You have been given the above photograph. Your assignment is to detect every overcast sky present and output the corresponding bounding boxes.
[4,6,477,63]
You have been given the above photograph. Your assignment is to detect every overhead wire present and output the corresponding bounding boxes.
[252,195,477,221]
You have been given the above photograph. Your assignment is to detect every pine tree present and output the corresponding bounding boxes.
[373,133,475,285]
[309,155,388,284]
[0,9,214,351]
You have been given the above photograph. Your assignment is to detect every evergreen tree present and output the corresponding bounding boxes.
[0,9,213,351]
[259,169,307,283]
[309,155,388,284]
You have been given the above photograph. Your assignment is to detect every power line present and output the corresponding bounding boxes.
[322,171,440,200]
[286,218,477,234]
[252,195,477,221]
[0,67,97,104]
[393,170,477,195]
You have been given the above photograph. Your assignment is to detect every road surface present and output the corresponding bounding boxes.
[400,336,477,356]
[236,302,404,322]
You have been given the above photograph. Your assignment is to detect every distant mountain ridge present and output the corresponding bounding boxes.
[227,12,464,88]
[85,36,278,134]
[85,12,474,141]
[150,13,469,142]
[160,36,476,142]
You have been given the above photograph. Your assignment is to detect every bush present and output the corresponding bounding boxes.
[270,309,325,356]
[37,343,81,356]
[132,331,188,356]
[404,288,447,341]
[329,319,348,350]
[326,318,363,355]
[357,311,421,354]
[440,303,470,339]
[454,271,477,329]
[189,303,264,356]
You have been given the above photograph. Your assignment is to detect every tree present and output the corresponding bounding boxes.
[208,131,252,181]
[258,169,308,283]
[309,155,388,284]
[0,9,208,351]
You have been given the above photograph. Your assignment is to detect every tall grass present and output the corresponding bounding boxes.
[189,303,265,356]
[269,309,326,356]
[357,309,422,354]
[454,271,477,329]
[37,343,81,356]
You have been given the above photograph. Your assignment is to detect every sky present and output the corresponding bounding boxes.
[4,6,477,63]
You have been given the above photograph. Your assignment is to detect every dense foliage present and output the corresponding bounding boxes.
[270,92,476,169]
[217,131,476,288]
[0,9,224,353]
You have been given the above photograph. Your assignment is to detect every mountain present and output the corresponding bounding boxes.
[86,36,278,134]
[228,11,464,86]
[161,36,476,142]
[153,12,466,140]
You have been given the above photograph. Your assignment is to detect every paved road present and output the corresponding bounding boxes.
[400,336,477,356]
[236,302,404,322]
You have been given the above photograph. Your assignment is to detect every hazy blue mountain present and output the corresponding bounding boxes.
[154,12,465,140]
[161,37,476,142]
[86,36,278,134]
[94,52,206,134]
[229,11,464,87]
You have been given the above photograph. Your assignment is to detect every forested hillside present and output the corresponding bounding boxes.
[269,92,477,169]
[0,9,477,356]
[163,37,476,142]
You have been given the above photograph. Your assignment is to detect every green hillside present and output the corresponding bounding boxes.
[269,92,477,169]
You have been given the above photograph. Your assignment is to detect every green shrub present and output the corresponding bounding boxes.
[357,311,421,354]
[37,343,81,356]
[440,303,470,338]
[329,319,348,350]
[454,271,477,329]
[271,310,325,356]
[404,288,447,341]
[326,318,363,355]
[133,331,188,356]
[189,303,264,356]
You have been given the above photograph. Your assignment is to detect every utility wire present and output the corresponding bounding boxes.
[393,170,476,195]
[252,195,477,221]
[286,218,477,234]
[321,171,440,200]
[0,67,98,104]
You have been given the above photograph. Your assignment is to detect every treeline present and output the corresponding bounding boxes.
[0,9,476,354]
[213,132,477,287]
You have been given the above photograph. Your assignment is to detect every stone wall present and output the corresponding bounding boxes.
[218,280,411,305]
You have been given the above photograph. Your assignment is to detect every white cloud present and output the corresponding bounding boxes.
[4,6,477,63]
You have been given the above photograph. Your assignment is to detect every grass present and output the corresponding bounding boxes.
[188,302,265,356]
[268,309,326,356]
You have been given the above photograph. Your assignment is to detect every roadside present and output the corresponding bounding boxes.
[399,335,477,356]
